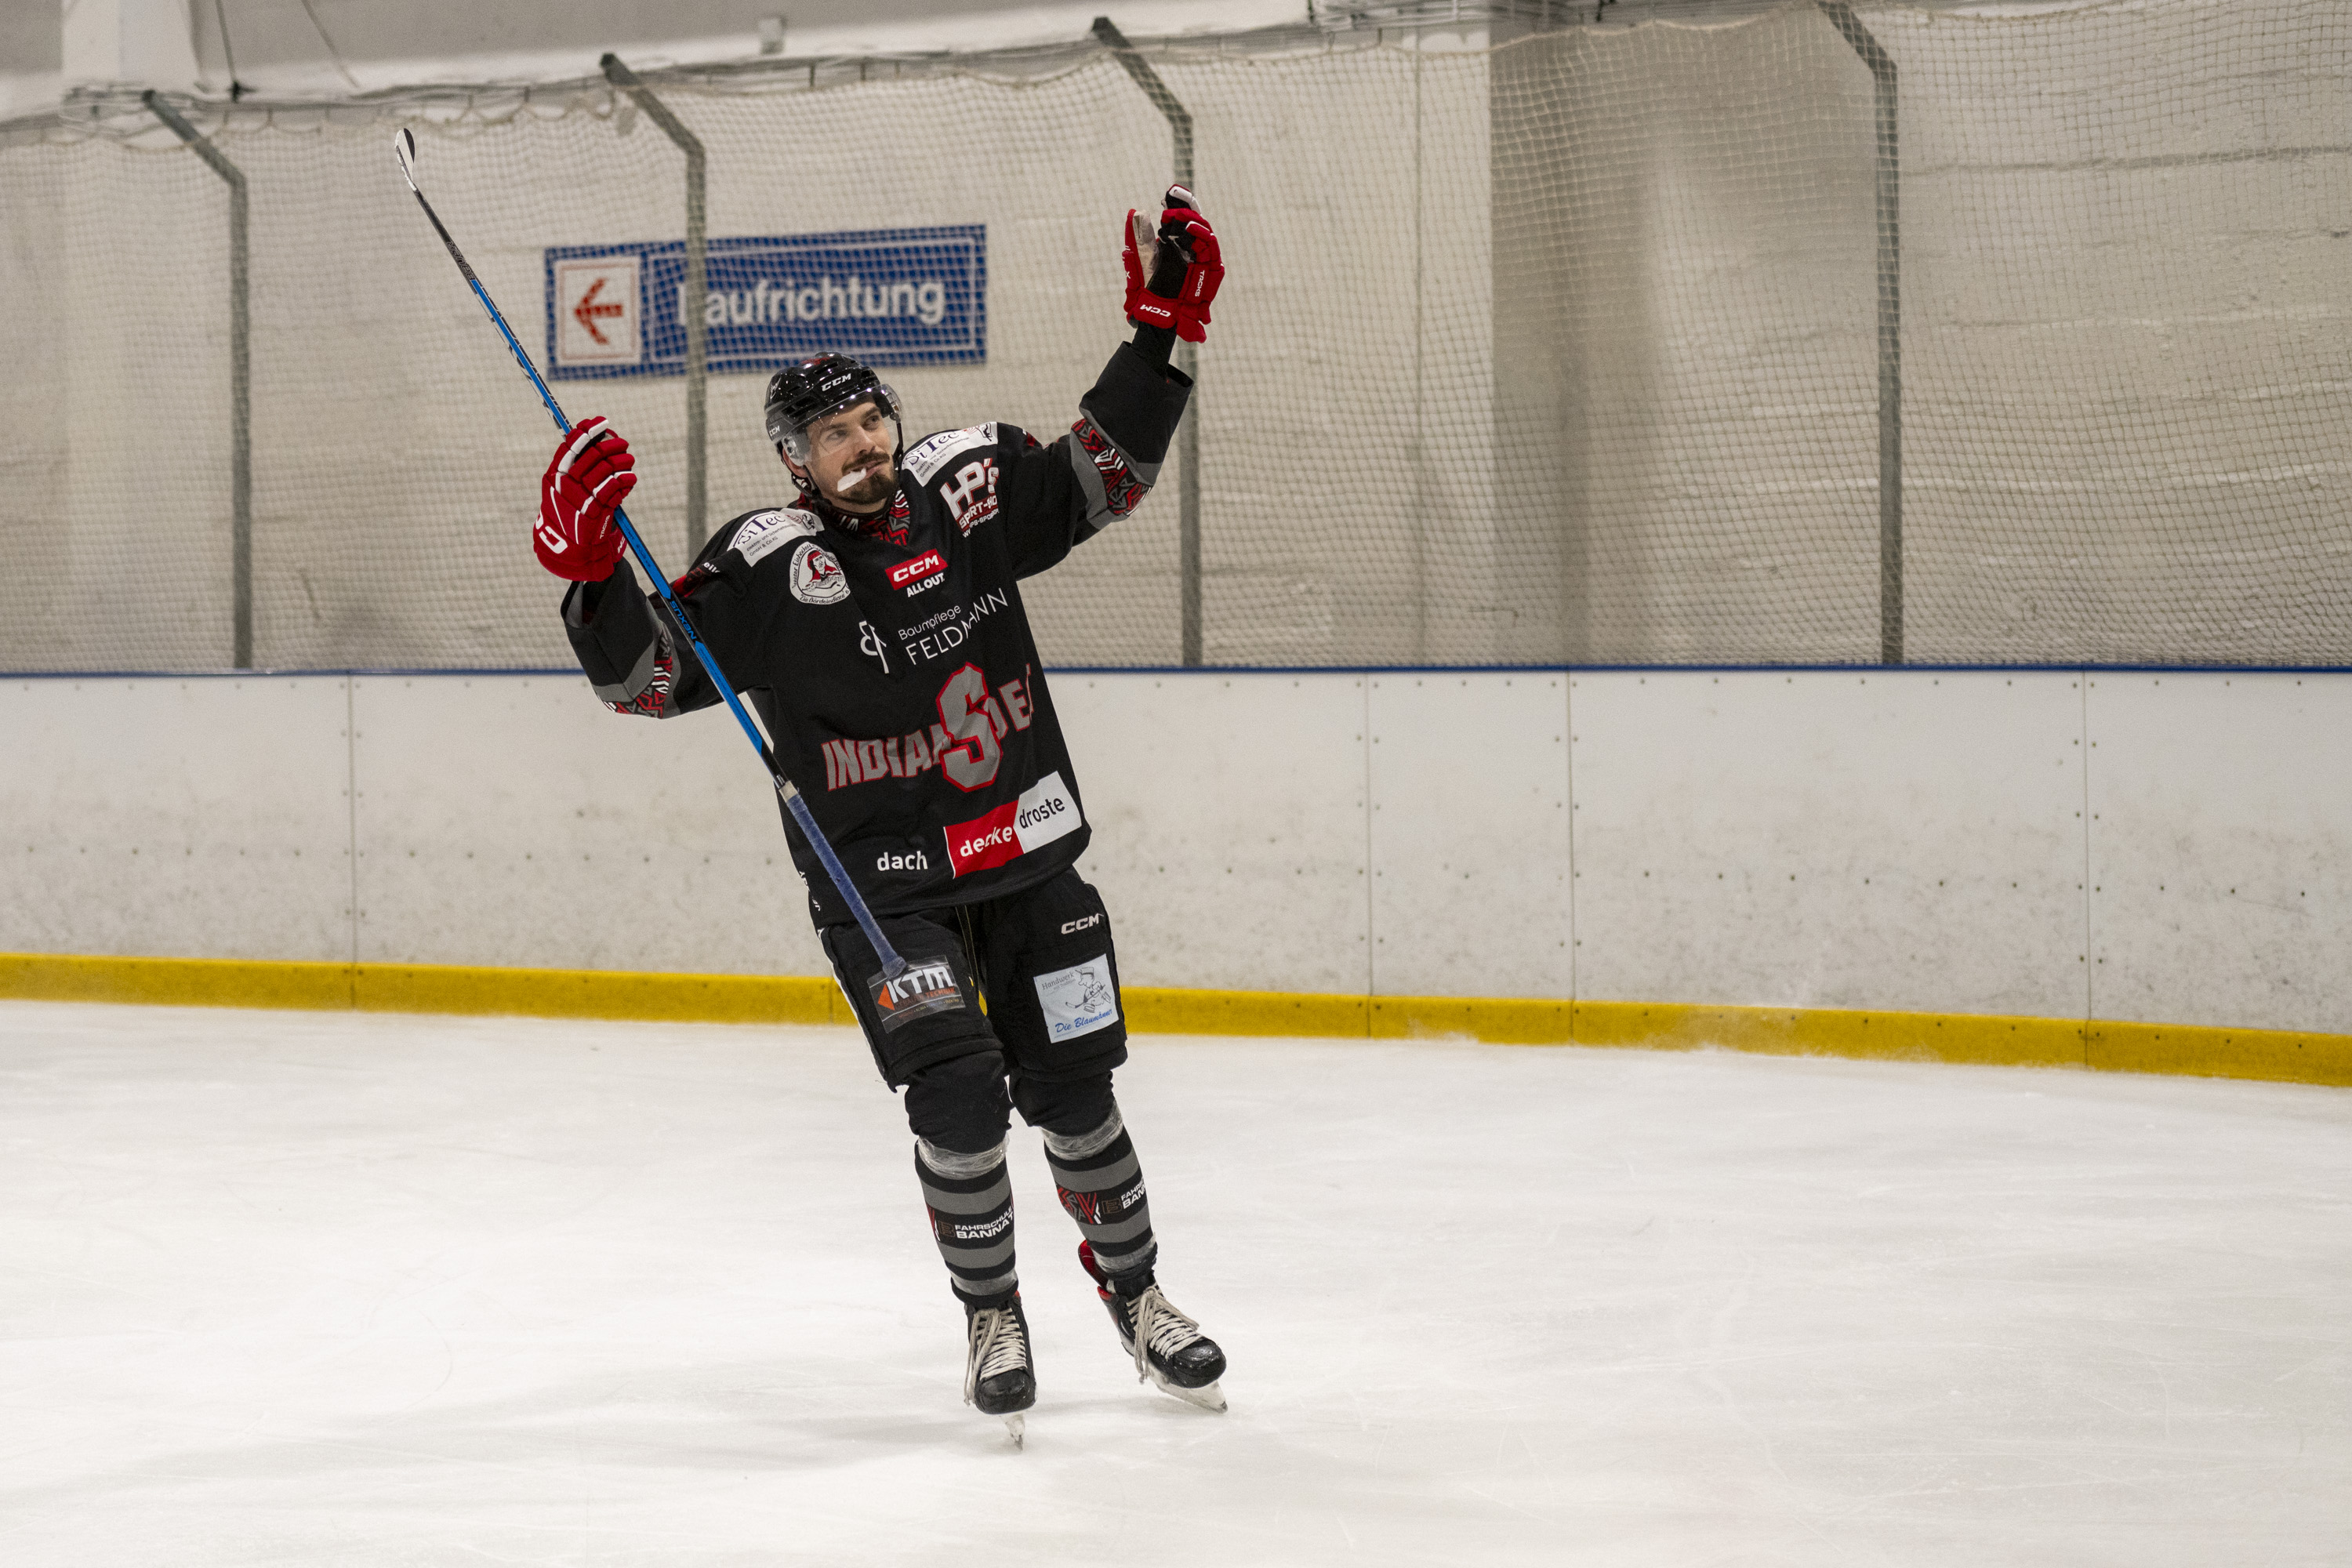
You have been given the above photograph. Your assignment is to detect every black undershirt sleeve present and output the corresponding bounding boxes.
[1130,322,1177,368]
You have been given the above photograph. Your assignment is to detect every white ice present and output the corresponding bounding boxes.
[2,1001,2347,1566]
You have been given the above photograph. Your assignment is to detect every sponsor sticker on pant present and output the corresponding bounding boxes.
[1034,954,1120,1043]
[869,956,965,1033]
[942,771,1083,878]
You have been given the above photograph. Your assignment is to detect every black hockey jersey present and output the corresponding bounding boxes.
[561,342,1190,925]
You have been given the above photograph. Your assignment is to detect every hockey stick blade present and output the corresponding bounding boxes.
[390,125,910,979]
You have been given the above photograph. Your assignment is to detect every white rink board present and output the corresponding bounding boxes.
[1368,672,1571,998]
[350,674,822,977]
[0,676,352,963]
[5,669,2352,1034]
[1567,670,2089,1019]
[2086,673,2352,1034]
[1054,672,1372,994]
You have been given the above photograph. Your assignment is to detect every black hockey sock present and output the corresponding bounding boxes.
[916,1138,1018,1302]
[1044,1109,1156,1279]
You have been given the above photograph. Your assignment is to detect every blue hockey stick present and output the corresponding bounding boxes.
[393,127,907,979]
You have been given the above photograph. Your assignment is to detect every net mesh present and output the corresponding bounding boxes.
[1,0,2345,673]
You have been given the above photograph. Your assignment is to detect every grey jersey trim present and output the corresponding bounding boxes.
[1064,433,1113,526]
[1078,401,1163,488]
[588,633,663,706]
[1065,408,1163,529]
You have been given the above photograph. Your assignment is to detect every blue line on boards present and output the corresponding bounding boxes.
[1044,662,2352,678]
[9,662,2352,681]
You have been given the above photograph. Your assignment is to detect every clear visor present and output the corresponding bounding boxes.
[775,385,900,463]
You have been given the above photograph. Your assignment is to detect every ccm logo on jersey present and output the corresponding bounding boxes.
[1060,913,1103,935]
[944,771,1083,879]
[887,549,947,595]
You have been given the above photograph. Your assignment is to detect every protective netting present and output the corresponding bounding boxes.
[1,0,2345,673]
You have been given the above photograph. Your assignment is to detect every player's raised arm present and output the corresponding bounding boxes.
[534,417,720,720]
[996,186,1222,578]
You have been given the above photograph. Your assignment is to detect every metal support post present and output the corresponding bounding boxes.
[1091,16,1202,667]
[145,92,251,670]
[1817,1,1901,666]
[602,55,708,554]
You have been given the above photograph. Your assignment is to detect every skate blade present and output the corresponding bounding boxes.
[1145,1370,1228,1414]
[1003,1412,1026,1448]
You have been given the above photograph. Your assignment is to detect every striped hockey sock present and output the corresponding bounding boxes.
[916,1138,1018,1301]
[1044,1109,1156,1279]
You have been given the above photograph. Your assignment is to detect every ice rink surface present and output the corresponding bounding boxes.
[1,1003,2347,1566]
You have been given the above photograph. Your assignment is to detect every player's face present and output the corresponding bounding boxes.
[796,400,896,514]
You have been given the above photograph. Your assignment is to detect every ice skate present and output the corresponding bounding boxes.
[1080,1243,1228,1412]
[962,1290,1036,1446]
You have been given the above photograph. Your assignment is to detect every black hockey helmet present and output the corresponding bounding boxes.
[763,353,902,464]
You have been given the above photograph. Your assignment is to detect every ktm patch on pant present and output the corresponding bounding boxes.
[870,956,966,1033]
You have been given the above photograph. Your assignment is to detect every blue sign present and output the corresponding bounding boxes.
[544,226,985,379]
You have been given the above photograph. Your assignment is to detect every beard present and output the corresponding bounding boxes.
[833,459,895,510]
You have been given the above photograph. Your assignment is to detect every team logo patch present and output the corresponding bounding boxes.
[734,508,820,567]
[942,771,1083,878]
[1035,954,1120,1042]
[888,549,948,593]
[869,956,965,1033]
[789,539,850,604]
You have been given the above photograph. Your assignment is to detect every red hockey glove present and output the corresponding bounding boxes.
[533,416,634,582]
[1123,183,1223,342]
[1123,206,1176,332]
[1158,185,1223,344]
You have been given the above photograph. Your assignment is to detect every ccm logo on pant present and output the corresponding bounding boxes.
[1060,913,1102,935]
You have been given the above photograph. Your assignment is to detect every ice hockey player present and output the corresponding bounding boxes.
[530,189,1227,1443]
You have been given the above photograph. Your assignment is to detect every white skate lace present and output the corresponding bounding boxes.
[964,1306,1029,1402]
[1126,1285,1203,1381]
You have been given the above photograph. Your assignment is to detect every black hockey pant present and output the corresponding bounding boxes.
[820,867,1157,1303]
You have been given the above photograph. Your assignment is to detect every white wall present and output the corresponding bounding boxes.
[4,669,2347,1035]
